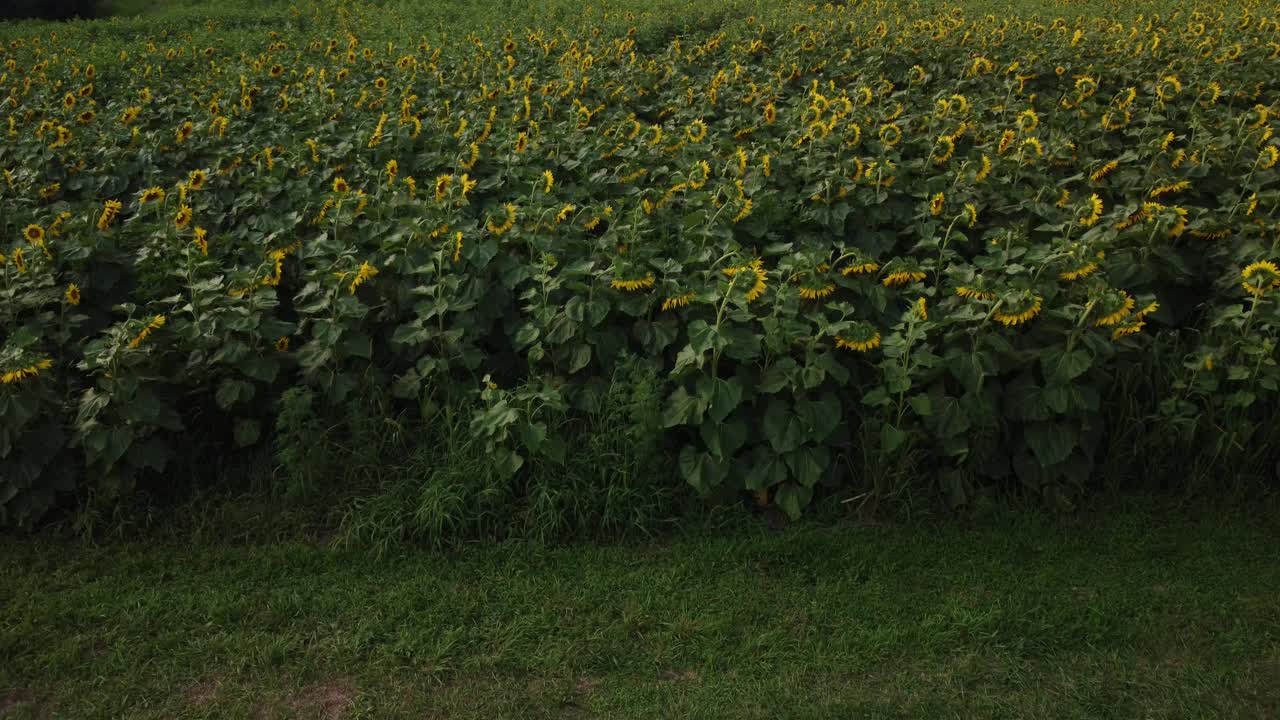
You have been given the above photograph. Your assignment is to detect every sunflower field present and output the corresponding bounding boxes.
[1,0,1278,530]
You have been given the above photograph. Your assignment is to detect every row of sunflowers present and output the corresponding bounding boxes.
[1,0,1278,525]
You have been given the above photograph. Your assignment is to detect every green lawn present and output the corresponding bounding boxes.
[2,498,1278,719]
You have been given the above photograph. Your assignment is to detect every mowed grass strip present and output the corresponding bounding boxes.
[1,498,1277,719]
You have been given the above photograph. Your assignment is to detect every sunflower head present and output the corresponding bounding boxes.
[23,224,44,243]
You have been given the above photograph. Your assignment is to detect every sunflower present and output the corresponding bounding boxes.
[661,291,697,311]
[929,192,945,216]
[269,64,284,77]
[1079,194,1104,227]
[348,260,378,294]
[1156,75,1182,102]
[174,204,193,229]
[878,123,901,146]
[763,103,776,124]
[275,336,290,352]
[139,187,166,204]
[486,203,517,235]
[955,286,995,301]
[1094,291,1136,326]
[76,110,96,124]
[332,177,349,193]
[882,266,927,288]
[1240,260,1280,296]
[997,129,1016,154]
[97,200,123,230]
[0,358,53,385]
[38,183,60,200]
[23,224,44,244]
[175,120,193,144]
[1016,108,1039,132]
[974,154,992,182]
[686,118,707,143]
[993,293,1042,326]
[1259,146,1279,170]
[65,283,81,305]
[931,135,955,164]
[194,227,208,255]
[835,325,881,352]
[128,314,167,349]
[188,169,207,190]
[611,273,655,292]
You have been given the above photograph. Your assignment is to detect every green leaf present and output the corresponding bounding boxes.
[513,323,540,350]
[233,418,261,447]
[795,394,840,442]
[744,454,788,491]
[517,420,547,453]
[492,447,524,478]
[861,386,892,407]
[774,482,813,520]
[784,446,829,488]
[762,400,804,453]
[1044,349,1092,383]
[1024,422,1077,467]
[925,392,971,440]
[880,423,908,453]
[708,378,743,424]
[721,325,762,361]
[701,417,747,459]
[215,379,253,411]
[661,386,705,428]
[757,360,795,394]
[678,445,729,494]
[687,320,726,354]
[567,344,591,374]
[908,394,932,417]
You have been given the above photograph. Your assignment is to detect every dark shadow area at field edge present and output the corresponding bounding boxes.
[1,0,103,21]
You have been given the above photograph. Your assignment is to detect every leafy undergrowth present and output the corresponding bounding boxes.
[1,497,1277,719]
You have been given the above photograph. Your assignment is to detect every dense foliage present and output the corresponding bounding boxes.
[1,0,1278,531]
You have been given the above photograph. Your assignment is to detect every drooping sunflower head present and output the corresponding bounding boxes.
[992,290,1043,327]
[1078,194,1104,226]
[1240,260,1280,296]
[878,123,901,147]
[834,322,882,353]
[931,134,955,164]
[1016,108,1039,132]
[1093,289,1136,326]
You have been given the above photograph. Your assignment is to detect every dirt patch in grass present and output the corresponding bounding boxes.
[287,681,355,720]
[0,689,45,718]
[186,676,222,707]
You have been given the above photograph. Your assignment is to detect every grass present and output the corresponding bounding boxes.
[2,496,1278,719]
